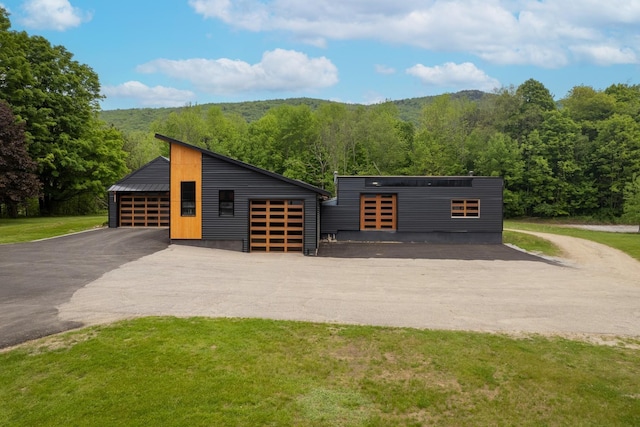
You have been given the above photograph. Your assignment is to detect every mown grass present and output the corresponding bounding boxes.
[1,317,639,426]
[0,215,107,244]
[502,230,563,258]
[505,220,640,261]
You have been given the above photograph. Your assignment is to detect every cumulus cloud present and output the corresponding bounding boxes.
[102,81,196,108]
[137,49,338,94]
[188,0,640,68]
[406,62,500,92]
[20,0,91,31]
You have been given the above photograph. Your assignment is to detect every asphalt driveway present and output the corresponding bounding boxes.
[0,228,169,348]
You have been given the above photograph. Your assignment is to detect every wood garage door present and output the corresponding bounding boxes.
[250,200,304,252]
[119,193,170,227]
[360,194,397,230]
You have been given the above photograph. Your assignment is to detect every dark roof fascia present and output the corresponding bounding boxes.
[155,133,331,198]
[108,156,169,191]
[336,175,502,179]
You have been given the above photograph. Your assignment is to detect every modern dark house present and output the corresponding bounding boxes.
[321,175,503,244]
[107,156,170,228]
[108,135,504,253]
[154,134,331,255]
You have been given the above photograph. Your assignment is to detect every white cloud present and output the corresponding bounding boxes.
[188,0,640,68]
[102,81,196,108]
[20,0,91,31]
[375,64,396,75]
[570,44,638,65]
[406,62,500,92]
[137,49,338,94]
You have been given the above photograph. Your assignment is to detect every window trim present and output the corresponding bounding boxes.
[451,199,480,218]
[180,181,196,217]
[219,190,235,217]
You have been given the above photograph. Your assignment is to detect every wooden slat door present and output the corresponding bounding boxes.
[250,200,304,252]
[360,194,397,230]
[119,193,170,227]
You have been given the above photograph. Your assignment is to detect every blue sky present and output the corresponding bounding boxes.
[1,0,639,111]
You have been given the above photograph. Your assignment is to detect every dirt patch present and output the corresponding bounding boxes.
[318,241,550,262]
[508,230,640,284]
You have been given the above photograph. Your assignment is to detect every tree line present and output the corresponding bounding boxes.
[146,80,640,221]
[1,6,639,224]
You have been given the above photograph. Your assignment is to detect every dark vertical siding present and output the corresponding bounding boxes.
[201,155,322,254]
[108,192,117,228]
[321,176,503,242]
[118,157,169,186]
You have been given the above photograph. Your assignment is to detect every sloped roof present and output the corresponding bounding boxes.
[154,134,331,198]
[108,156,170,192]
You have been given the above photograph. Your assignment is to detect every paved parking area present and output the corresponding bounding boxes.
[0,228,169,348]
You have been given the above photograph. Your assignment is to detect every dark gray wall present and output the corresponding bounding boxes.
[321,176,503,243]
[201,155,323,255]
[117,157,169,186]
[108,192,117,228]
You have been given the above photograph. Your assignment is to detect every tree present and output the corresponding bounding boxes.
[474,132,525,217]
[589,114,640,216]
[622,176,640,232]
[1,9,126,214]
[503,79,557,141]
[0,100,41,217]
[122,131,163,171]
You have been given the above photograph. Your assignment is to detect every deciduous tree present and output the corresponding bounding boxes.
[1,8,127,214]
[0,101,41,217]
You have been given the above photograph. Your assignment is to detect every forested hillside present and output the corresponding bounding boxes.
[117,80,640,221]
[99,90,489,133]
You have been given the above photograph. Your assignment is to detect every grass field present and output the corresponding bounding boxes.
[1,317,639,426]
[505,220,640,261]
[0,215,107,244]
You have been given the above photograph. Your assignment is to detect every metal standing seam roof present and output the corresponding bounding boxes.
[107,183,170,192]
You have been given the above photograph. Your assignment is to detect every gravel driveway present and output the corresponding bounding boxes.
[59,233,640,338]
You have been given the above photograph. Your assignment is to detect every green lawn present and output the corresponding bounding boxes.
[1,317,638,426]
[505,220,640,261]
[502,229,563,258]
[0,215,107,244]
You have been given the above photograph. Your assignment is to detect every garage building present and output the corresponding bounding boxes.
[107,157,170,228]
[155,134,331,255]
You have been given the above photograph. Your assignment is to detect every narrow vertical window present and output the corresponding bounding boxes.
[219,190,234,216]
[181,181,196,216]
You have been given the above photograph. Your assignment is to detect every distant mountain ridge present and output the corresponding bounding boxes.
[100,90,491,134]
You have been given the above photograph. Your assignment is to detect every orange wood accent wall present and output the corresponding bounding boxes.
[170,143,202,239]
